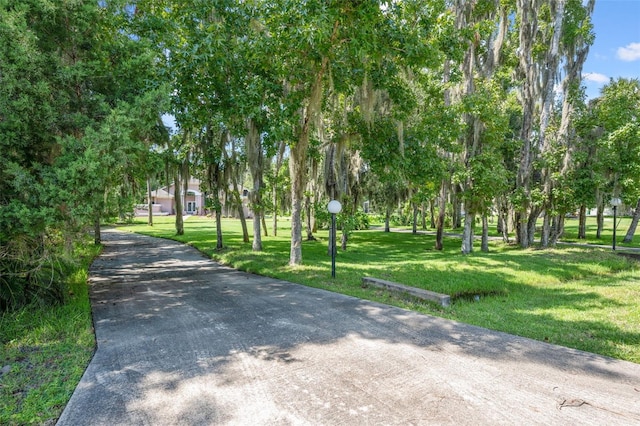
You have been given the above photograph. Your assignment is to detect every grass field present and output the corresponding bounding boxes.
[120,215,640,363]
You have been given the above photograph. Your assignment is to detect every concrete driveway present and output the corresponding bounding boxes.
[57,229,640,425]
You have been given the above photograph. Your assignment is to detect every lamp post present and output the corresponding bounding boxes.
[327,200,342,278]
[611,197,622,251]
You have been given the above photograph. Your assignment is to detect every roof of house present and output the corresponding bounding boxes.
[151,188,172,199]
[151,187,203,199]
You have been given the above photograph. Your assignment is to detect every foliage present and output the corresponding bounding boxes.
[315,206,370,232]
[0,235,69,311]
[595,79,640,200]
[0,1,168,309]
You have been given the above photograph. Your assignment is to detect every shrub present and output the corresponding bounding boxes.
[0,234,72,312]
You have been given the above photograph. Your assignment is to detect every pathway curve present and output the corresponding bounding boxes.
[57,229,640,425]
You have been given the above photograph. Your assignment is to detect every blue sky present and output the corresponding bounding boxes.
[583,0,640,99]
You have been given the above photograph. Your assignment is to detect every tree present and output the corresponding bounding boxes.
[450,0,511,254]
[0,0,168,309]
[537,0,595,247]
[589,79,640,242]
[265,141,288,237]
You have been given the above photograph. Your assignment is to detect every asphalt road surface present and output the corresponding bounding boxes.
[57,229,640,425]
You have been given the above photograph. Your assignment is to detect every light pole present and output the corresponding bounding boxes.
[611,197,622,251]
[327,200,342,278]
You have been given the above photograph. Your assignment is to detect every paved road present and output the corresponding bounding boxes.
[57,229,640,425]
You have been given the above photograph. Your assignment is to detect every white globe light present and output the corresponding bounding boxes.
[610,197,622,207]
[327,200,342,214]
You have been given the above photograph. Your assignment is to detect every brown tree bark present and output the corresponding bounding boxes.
[94,217,101,245]
[623,198,640,243]
[578,205,587,239]
[515,0,539,248]
[246,118,263,251]
[272,141,286,237]
[174,173,183,236]
[435,179,448,250]
[289,22,337,266]
[596,191,604,239]
[481,214,489,252]
[147,177,153,226]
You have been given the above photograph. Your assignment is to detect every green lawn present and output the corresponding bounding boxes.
[121,215,640,363]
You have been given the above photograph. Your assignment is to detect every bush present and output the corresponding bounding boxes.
[315,207,370,231]
[348,210,370,230]
[0,234,72,312]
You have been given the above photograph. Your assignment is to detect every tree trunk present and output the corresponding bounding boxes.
[147,177,153,226]
[435,180,448,250]
[272,184,279,237]
[288,20,336,265]
[384,207,391,232]
[578,205,587,239]
[239,208,249,242]
[94,217,101,245]
[262,213,268,237]
[451,187,461,229]
[421,202,427,230]
[515,0,539,249]
[430,199,436,229]
[516,212,527,248]
[496,197,507,240]
[499,208,510,243]
[596,191,604,239]
[541,213,551,248]
[481,214,489,252]
[272,141,286,237]
[231,182,250,243]
[527,209,539,247]
[538,0,565,248]
[174,174,184,235]
[305,192,316,241]
[252,197,262,250]
[412,202,418,234]
[246,118,263,252]
[182,164,189,216]
[437,53,452,249]
[623,198,640,243]
[289,139,307,265]
[549,215,565,246]
[461,212,474,254]
[215,205,223,250]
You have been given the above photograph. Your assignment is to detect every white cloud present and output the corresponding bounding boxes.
[617,42,640,61]
[582,72,609,84]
